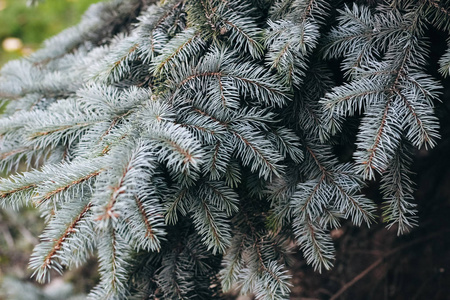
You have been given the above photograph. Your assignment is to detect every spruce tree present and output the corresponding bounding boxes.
[0,0,449,299]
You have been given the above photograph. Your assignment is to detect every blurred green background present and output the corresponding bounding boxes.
[0,0,100,65]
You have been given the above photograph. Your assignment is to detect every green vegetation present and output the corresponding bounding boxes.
[0,0,100,64]
[1,0,450,299]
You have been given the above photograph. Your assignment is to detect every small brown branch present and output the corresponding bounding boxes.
[1,184,37,199]
[233,131,277,174]
[134,195,155,239]
[363,98,392,171]
[223,19,259,48]
[37,170,102,204]
[330,230,450,300]
[30,122,94,138]
[41,202,93,270]
[271,42,291,71]
[210,141,221,172]
[177,71,222,87]
[193,108,228,127]
[0,147,32,160]
[100,110,133,141]
[304,144,372,220]
[300,0,315,22]
[426,0,450,17]
[325,90,383,110]
[96,157,135,222]
[112,43,138,68]
[155,31,200,73]
[165,138,194,163]
[202,200,221,244]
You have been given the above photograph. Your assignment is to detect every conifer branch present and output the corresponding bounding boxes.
[0,0,447,298]
[40,203,92,272]
[30,200,93,283]
[35,170,102,206]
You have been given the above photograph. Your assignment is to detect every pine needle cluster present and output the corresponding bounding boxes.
[0,0,449,299]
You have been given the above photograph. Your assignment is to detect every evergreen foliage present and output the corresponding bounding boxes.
[0,0,449,298]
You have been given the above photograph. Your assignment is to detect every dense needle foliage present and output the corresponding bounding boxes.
[0,0,449,299]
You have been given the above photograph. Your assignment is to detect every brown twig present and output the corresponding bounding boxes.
[330,230,450,300]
